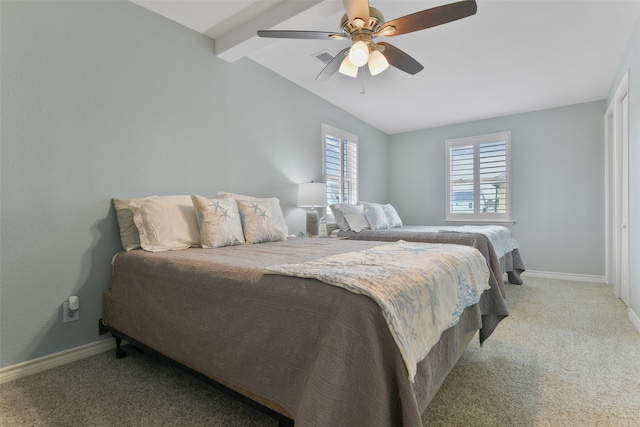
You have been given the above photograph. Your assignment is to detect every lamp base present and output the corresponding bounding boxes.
[306,209,319,237]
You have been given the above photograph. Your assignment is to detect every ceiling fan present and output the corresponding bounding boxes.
[257,0,477,80]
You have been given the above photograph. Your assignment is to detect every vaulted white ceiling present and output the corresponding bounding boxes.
[131,0,640,134]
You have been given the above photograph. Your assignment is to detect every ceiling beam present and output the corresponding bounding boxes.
[210,0,323,63]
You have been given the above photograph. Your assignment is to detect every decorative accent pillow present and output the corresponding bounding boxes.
[217,192,289,238]
[190,195,244,248]
[382,204,403,228]
[128,195,201,252]
[330,205,350,231]
[235,198,288,243]
[112,198,141,251]
[361,201,389,230]
[333,203,369,232]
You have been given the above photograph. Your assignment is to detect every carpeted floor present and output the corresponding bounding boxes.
[422,277,640,427]
[1,277,639,426]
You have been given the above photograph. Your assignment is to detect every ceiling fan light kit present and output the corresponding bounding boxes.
[339,56,359,78]
[348,40,369,67]
[258,0,477,80]
[367,49,389,76]
[339,33,389,78]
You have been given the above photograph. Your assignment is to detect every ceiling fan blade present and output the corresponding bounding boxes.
[257,30,345,40]
[343,0,369,25]
[382,0,477,37]
[377,42,424,75]
[316,48,349,81]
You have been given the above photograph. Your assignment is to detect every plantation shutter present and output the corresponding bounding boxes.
[342,140,358,204]
[446,132,511,222]
[323,124,358,207]
[325,135,342,205]
[479,142,507,214]
[450,145,475,213]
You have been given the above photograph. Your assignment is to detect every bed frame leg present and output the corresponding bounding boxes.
[114,335,127,359]
[507,269,524,285]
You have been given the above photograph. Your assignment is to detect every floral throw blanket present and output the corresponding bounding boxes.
[265,241,489,382]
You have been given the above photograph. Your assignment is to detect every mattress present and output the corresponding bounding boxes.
[103,238,508,426]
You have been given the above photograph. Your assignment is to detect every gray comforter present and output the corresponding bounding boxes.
[104,238,508,426]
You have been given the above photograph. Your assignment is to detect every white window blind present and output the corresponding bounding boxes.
[446,132,511,222]
[322,124,358,207]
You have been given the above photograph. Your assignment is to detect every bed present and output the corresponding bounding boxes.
[105,194,509,427]
[331,202,526,285]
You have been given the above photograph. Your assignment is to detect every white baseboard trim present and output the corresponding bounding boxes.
[521,270,606,283]
[629,308,640,335]
[0,339,115,384]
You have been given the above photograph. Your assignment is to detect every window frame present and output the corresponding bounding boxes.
[445,131,512,223]
[322,124,358,215]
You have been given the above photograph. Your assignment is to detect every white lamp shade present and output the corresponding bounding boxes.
[339,56,359,78]
[368,50,389,76]
[297,182,327,207]
[348,40,369,67]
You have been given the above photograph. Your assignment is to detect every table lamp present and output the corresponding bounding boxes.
[297,182,327,236]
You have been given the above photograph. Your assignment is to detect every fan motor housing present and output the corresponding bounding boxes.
[340,7,385,37]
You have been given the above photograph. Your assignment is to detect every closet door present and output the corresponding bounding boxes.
[605,71,629,305]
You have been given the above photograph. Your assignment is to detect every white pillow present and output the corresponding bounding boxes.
[361,201,389,230]
[330,205,350,231]
[217,192,289,236]
[112,198,141,251]
[382,204,403,228]
[128,195,200,252]
[334,203,369,232]
[235,198,288,243]
[191,195,244,248]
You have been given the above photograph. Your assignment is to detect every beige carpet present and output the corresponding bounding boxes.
[1,277,639,426]
[423,276,640,427]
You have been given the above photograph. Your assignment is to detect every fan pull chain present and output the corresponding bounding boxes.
[360,68,366,94]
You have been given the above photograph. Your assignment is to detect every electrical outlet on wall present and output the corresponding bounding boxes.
[98,318,108,335]
[62,302,79,323]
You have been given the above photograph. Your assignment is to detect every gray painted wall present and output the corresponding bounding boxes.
[0,1,389,368]
[388,101,606,277]
[606,15,640,325]
[2,0,634,369]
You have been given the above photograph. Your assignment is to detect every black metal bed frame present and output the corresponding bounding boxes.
[107,327,294,427]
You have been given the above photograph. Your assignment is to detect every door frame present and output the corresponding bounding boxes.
[605,69,630,304]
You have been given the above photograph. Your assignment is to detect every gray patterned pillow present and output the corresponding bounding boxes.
[217,192,289,235]
[235,198,288,243]
[191,195,244,248]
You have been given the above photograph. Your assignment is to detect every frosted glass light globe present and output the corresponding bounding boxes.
[348,41,369,67]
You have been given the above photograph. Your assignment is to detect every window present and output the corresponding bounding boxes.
[445,132,512,222]
[322,124,358,208]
